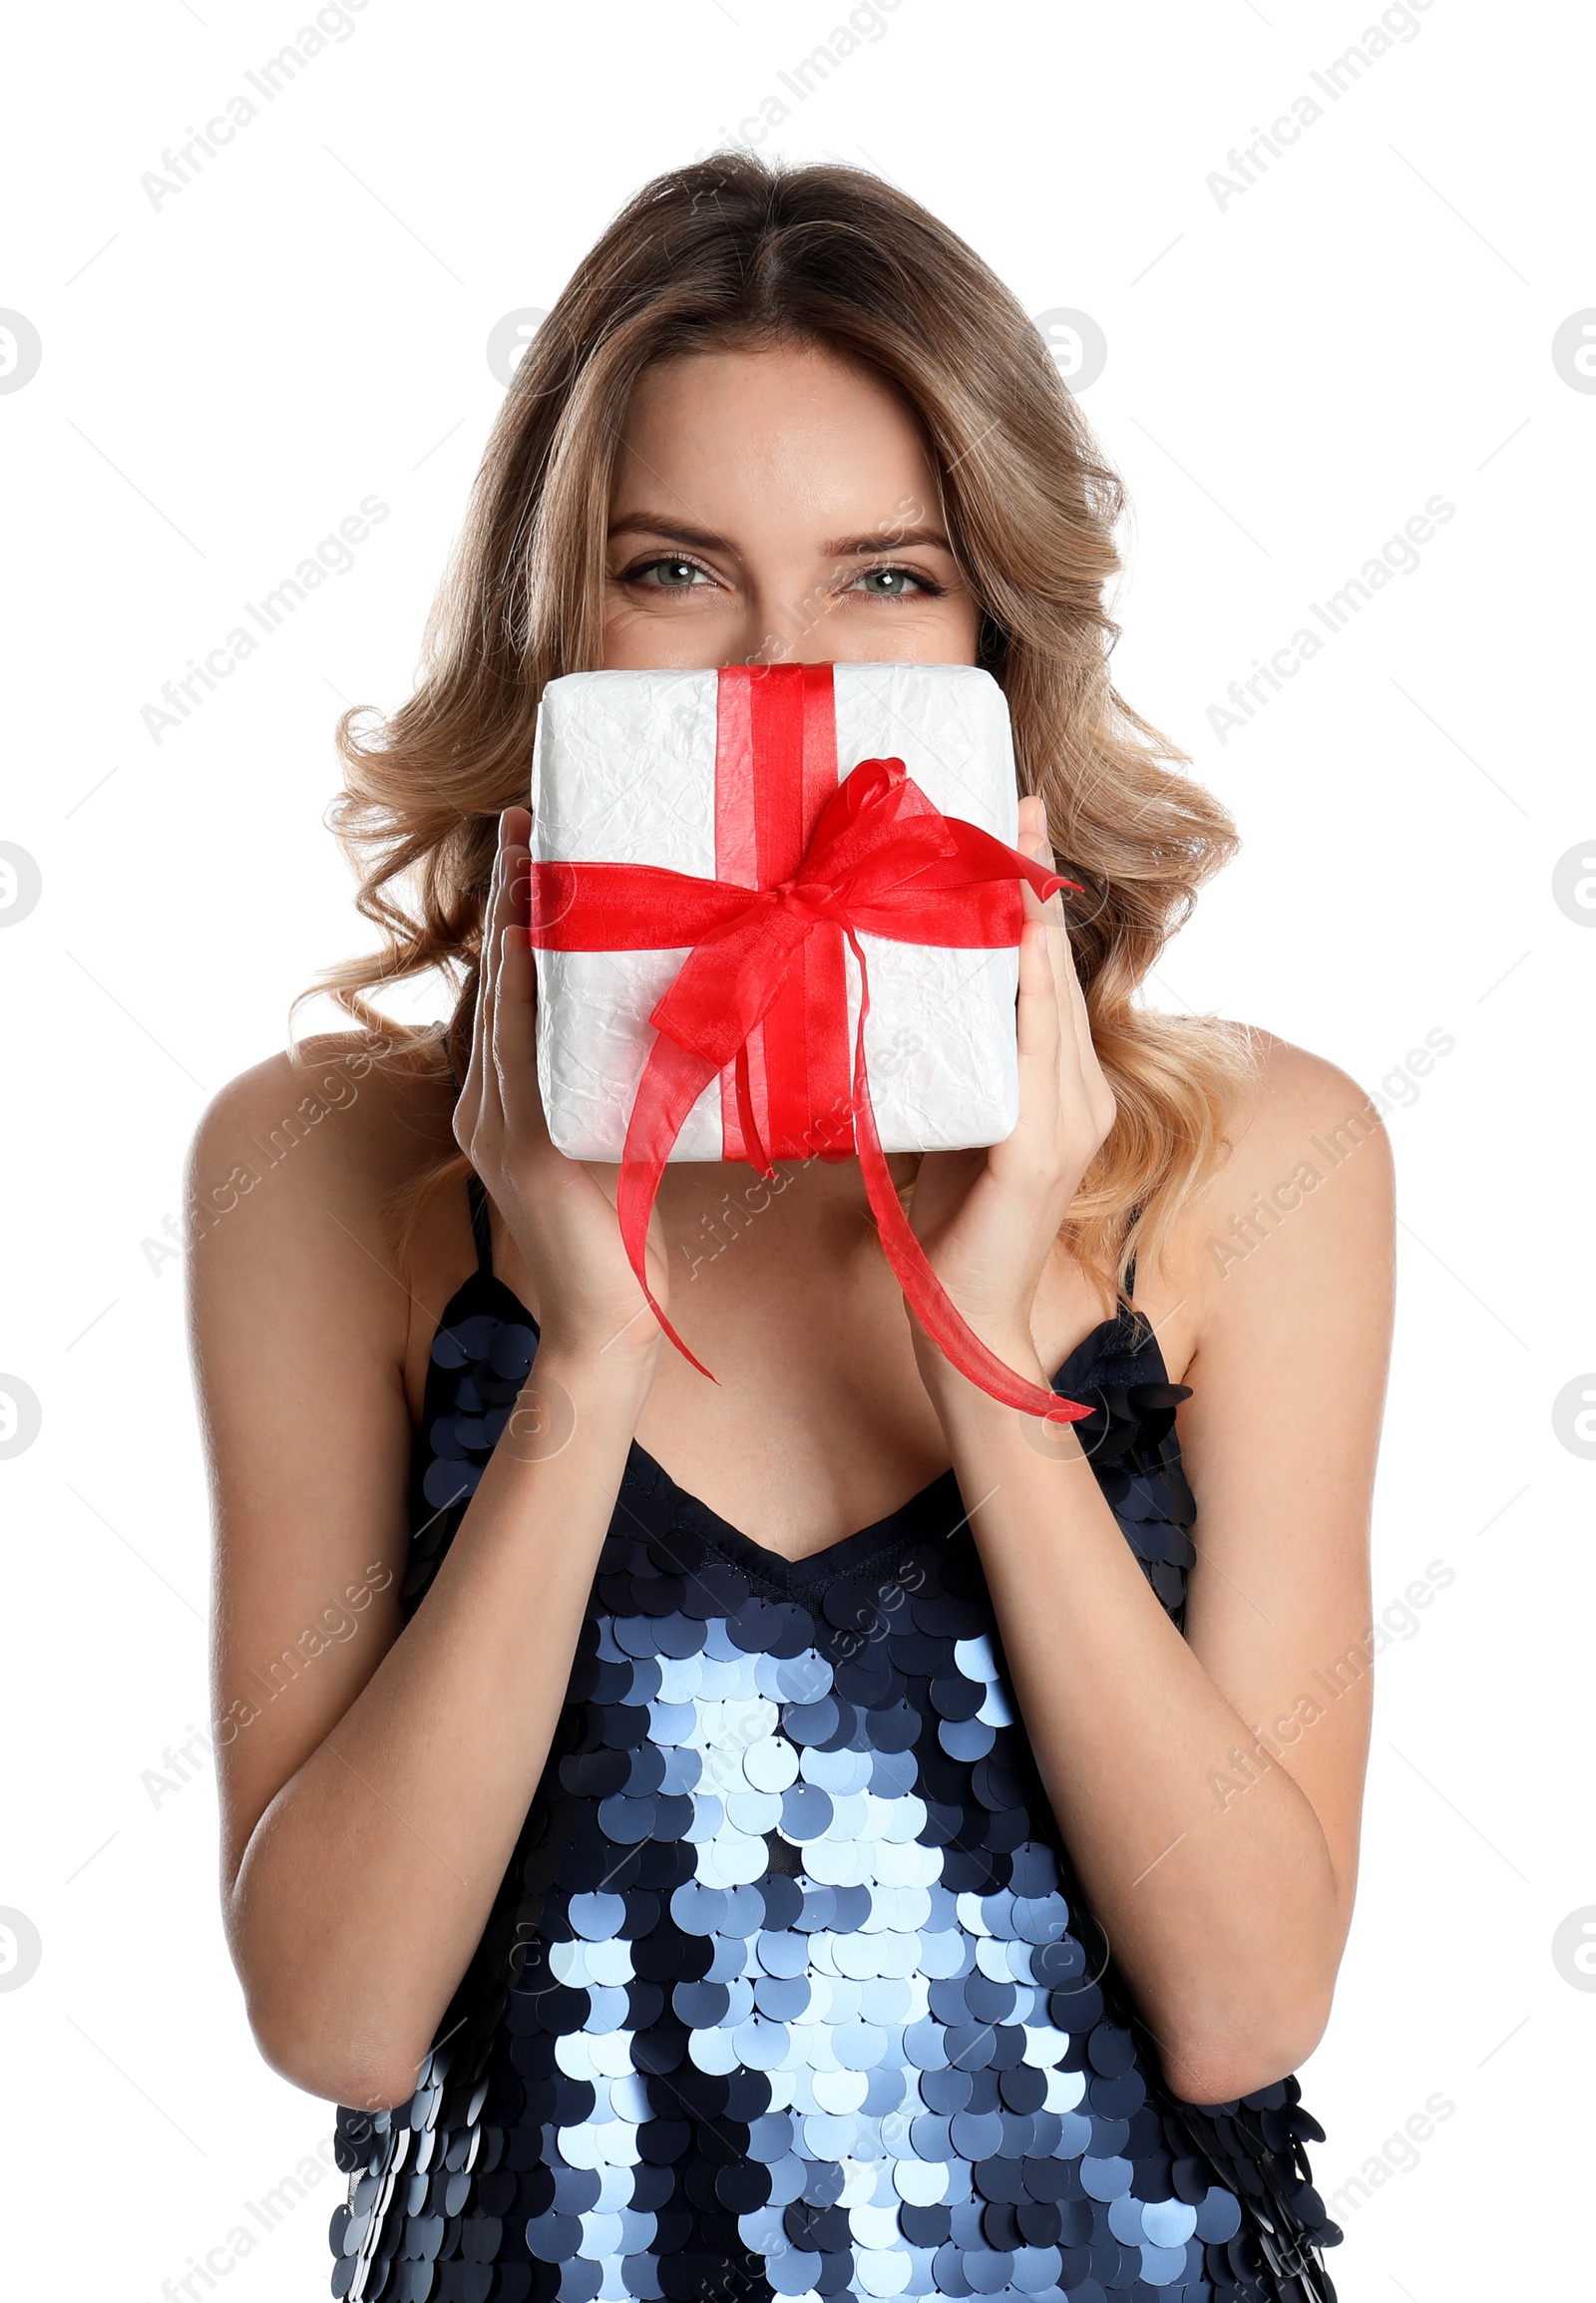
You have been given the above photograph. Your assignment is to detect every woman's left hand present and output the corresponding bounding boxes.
[906,795,1116,1393]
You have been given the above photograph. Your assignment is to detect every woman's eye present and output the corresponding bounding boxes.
[630,558,711,589]
[850,566,933,597]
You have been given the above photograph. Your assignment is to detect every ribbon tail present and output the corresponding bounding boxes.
[616,1033,723,1383]
[842,931,1091,1425]
[733,1043,775,1182]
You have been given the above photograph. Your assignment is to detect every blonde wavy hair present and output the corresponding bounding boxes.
[303,153,1252,1297]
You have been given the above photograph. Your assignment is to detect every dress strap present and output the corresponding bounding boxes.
[466,1171,495,1279]
[1121,1197,1146,1307]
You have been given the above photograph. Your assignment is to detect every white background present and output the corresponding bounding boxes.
[2,1,1591,2296]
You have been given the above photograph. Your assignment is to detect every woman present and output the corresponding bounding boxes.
[192,157,1393,2303]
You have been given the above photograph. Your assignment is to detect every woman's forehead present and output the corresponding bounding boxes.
[609,344,942,543]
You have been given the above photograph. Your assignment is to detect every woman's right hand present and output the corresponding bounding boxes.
[453,805,667,1375]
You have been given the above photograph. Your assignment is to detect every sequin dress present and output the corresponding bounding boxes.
[329,1175,1342,2303]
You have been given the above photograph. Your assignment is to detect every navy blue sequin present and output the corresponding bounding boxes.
[330,1227,1340,2303]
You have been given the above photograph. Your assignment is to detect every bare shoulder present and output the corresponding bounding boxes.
[1164,1022,1396,1332]
[189,1027,454,1212]
[1222,1025,1393,1190]
[185,1028,459,1354]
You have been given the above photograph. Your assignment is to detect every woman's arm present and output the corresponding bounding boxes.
[911,802,1393,2106]
[196,813,663,2111]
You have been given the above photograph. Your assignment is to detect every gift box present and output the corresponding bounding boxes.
[524,661,1088,1423]
[529,660,1025,1163]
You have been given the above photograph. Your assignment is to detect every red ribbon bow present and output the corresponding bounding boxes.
[529,754,1090,1423]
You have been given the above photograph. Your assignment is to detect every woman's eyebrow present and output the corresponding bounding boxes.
[823,526,953,558]
[607,515,956,561]
[607,514,733,554]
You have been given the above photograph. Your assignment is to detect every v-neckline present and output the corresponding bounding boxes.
[434,1264,1170,1584]
[617,1443,969,1597]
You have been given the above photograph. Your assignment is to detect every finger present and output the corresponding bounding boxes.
[492,827,536,1064]
[458,819,506,1146]
[480,816,513,1041]
[492,839,556,1158]
[485,827,524,1071]
[1013,912,1063,1120]
[1016,796,1052,929]
[1046,891,1091,1078]
[1060,938,1096,1083]
[1012,806,1077,1144]
[1020,799,1067,952]
[1029,803,1099,1095]
[1023,802,1078,1053]
[499,804,567,1166]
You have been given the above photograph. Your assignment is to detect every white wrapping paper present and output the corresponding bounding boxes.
[529,662,1023,1161]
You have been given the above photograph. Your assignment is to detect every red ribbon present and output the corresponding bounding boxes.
[713,660,855,1166]
[529,687,1090,1424]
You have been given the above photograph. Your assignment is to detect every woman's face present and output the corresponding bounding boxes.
[601,342,981,670]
